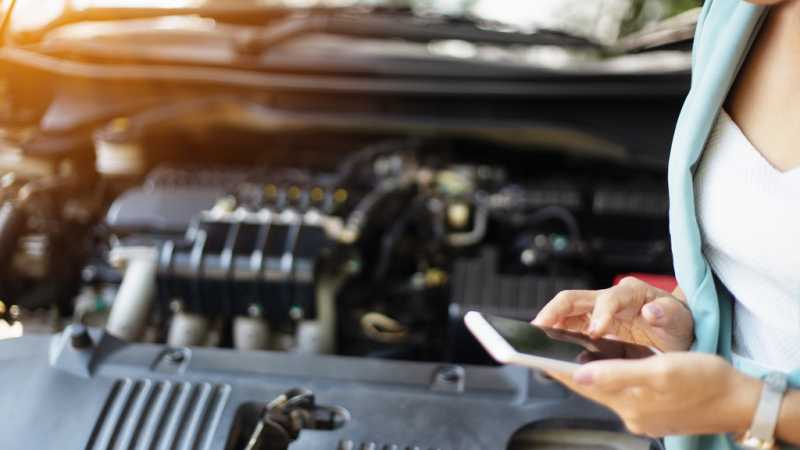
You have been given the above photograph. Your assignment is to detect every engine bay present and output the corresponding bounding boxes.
[0,2,693,448]
[1,133,671,362]
[0,126,674,449]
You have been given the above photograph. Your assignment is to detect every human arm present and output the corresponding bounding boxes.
[775,389,800,445]
[548,352,800,446]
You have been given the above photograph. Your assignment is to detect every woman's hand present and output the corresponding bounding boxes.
[533,276,694,352]
[549,353,761,437]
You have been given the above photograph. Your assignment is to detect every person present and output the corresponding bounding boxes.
[531,1,800,449]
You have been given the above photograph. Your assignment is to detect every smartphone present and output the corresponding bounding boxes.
[464,311,660,374]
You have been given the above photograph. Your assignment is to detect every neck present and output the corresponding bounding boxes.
[725,1,800,172]
[728,2,800,115]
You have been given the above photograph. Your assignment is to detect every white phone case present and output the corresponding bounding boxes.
[464,311,580,374]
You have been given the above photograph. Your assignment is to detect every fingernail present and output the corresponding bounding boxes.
[587,321,598,335]
[644,304,664,320]
[574,369,594,386]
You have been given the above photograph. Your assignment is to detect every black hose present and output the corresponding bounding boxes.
[506,205,582,241]
[343,174,415,239]
[373,196,426,281]
[333,138,421,187]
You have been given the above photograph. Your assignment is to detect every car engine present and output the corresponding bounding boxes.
[2,129,673,360]
[0,1,695,449]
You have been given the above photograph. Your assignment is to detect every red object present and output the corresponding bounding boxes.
[613,273,678,292]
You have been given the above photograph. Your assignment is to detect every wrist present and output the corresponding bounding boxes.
[726,372,763,434]
[775,389,798,444]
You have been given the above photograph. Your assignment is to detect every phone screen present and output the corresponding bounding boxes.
[483,314,657,363]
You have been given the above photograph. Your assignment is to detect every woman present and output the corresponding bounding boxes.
[532,0,800,448]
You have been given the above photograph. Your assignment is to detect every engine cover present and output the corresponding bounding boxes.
[0,329,660,450]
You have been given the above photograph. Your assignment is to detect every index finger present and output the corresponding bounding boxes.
[533,290,596,327]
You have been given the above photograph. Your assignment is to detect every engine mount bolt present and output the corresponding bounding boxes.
[435,365,465,388]
[69,324,93,350]
[168,349,185,364]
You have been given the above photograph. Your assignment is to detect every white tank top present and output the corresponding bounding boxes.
[694,109,800,372]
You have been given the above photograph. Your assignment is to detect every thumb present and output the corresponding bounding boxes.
[572,358,653,391]
[641,296,691,331]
